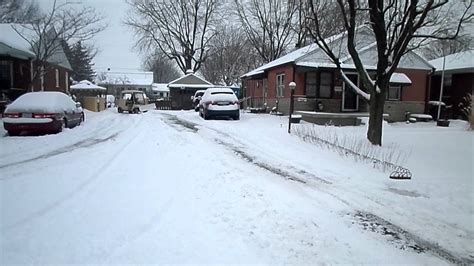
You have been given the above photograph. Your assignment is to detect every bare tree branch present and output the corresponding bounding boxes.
[126,0,221,74]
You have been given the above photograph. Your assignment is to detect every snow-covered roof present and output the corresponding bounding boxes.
[152,83,169,92]
[70,80,106,91]
[0,24,35,59]
[242,25,433,78]
[0,24,72,70]
[168,73,213,88]
[97,71,154,86]
[429,50,474,74]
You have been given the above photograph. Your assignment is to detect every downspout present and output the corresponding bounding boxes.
[425,67,435,115]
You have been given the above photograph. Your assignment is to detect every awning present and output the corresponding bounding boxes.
[390,73,411,85]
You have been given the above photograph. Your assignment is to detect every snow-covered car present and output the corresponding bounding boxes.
[199,88,240,120]
[191,90,206,111]
[106,94,116,108]
[2,91,84,136]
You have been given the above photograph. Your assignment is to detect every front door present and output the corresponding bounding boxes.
[342,73,359,111]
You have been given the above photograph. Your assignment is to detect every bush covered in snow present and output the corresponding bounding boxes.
[293,124,410,172]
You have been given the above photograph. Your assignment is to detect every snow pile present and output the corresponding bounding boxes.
[5,92,77,113]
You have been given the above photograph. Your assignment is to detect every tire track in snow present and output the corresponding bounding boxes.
[160,113,472,265]
[0,114,123,170]
[351,211,474,265]
[2,118,146,231]
[160,114,331,186]
[0,133,119,173]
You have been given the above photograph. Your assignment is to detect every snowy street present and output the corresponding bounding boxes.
[1,110,472,264]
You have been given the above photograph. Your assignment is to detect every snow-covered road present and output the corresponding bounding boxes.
[0,110,471,264]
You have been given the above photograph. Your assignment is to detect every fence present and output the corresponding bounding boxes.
[155,100,173,110]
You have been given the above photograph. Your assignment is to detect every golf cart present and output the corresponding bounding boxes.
[117,90,150,114]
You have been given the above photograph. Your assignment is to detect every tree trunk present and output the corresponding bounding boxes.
[367,91,385,146]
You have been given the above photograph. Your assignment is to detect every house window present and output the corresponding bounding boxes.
[318,71,333,98]
[305,72,317,97]
[387,85,401,101]
[55,69,59,87]
[0,61,10,79]
[276,73,285,97]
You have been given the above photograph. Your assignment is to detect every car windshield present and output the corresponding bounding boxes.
[134,93,145,104]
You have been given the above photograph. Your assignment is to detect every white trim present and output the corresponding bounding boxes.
[342,73,360,111]
[55,69,59,87]
[167,73,213,86]
[276,73,285,98]
[65,71,69,92]
[387,85,401,101]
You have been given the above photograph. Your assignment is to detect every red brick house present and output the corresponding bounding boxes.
[428,50,473,120]
[0,24,72,103]
[242,26,435,122]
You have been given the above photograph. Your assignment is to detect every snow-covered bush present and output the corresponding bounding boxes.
[458,93,472,130]
[293,124,410,172]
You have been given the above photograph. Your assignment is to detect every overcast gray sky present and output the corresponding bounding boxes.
[41,0,143,73]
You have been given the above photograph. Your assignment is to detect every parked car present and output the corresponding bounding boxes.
[106,94,116,108]
[191,90,206,111]
[199,88,240,120]
[3,91,84,136]
[117,90,150,114]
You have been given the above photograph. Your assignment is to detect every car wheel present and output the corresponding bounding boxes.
[133,108,139,114]
[81,113,85,122]
[118,107,123,113]
[234,114,240,120]
[8,130,20,136]
[58,118,67,133]
[204,111,210,120]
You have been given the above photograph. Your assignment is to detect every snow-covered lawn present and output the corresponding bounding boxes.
[0,109,472,264]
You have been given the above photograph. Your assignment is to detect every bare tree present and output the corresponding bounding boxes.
[126,0,220,74]
[293,0,367,49]
[201,25,261,86]
[308,0,472,145]
[0,0,39,23]
[422,35,473,60]
[234,0,298,63]
[144,51,181,83]
[12,0,105,90]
